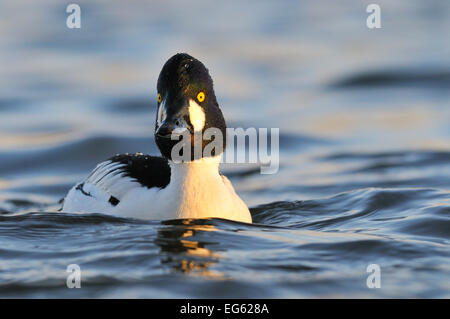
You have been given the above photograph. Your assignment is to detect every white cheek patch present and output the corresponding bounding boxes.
[188,99,206,132]
[157,100,167,126]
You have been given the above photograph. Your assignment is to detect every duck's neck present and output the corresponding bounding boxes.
[164,154,251,223]
[169,155,222,185]
[163,155,225,219]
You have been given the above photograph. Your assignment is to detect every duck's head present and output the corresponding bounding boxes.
[155,53,226,161]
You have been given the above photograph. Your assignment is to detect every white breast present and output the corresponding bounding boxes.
[162,157,251,222]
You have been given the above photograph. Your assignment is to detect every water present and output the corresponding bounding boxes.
[0,0,449,298]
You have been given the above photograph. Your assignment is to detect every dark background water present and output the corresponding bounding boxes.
[0,0,449,298]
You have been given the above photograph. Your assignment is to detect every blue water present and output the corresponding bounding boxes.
[0,0,449,298]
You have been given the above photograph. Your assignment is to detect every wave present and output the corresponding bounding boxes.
[329,68,450,89]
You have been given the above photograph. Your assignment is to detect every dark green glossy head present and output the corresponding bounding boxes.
[155,53,226,161]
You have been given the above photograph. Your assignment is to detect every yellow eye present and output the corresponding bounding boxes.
[197,91,205,103]
[157,93,162,103]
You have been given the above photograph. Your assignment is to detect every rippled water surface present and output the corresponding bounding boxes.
[0,0,449,298]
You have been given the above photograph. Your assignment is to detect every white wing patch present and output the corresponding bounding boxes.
[84,160,140,200]
[62,160,161,215]
[62,160,143,214]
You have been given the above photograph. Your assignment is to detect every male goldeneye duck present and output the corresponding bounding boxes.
[62,53,252,223]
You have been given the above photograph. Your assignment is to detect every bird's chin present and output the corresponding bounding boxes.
[155,134,179,160]
[155,131,224,162]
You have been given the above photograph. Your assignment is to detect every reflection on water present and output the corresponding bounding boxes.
[156,221,224,278]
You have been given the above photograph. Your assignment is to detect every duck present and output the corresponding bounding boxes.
[62,53,252,223]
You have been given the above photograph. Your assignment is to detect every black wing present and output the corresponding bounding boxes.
[107,153,171,189]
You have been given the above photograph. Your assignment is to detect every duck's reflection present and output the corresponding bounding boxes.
[155,219,224,278]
